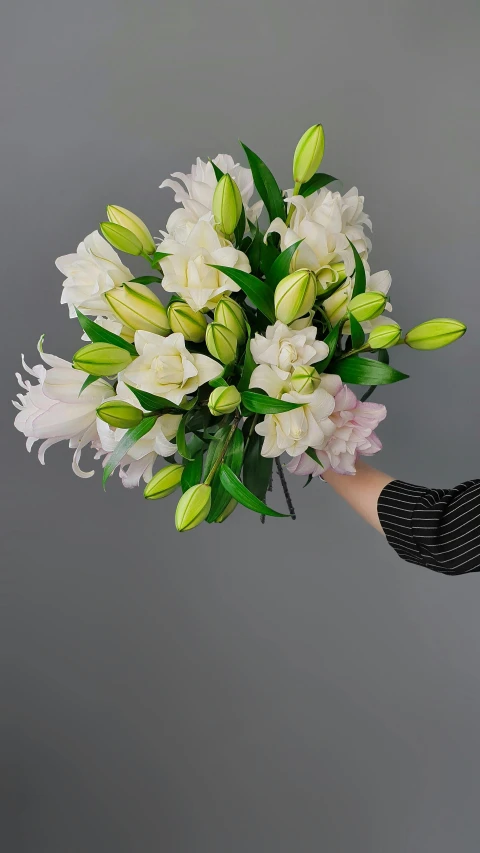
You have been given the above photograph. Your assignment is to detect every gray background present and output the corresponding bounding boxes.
[2,0,480,850]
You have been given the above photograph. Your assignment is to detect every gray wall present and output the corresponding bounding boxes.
[3,1,480,850]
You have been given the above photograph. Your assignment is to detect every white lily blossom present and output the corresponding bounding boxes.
[249,321,328,398]
[160,154,263,242]
[96,382,182,488]
[265,187,372,277]
[122,330,223,405]
[56,230,133,319]
[255,387,336,458]
[158,220,250,312]
[323,269,394,331]
[13,343,111,477]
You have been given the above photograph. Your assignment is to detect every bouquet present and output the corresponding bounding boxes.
[13,124,466,531]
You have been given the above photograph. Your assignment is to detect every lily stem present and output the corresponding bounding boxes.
[204,411,241,486]
[285,181,302,227]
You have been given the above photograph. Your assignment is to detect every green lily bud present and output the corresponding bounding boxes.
[367,324,402,350]
[214,296,247,345]
[144,464,184,500]
[290,365,320,395]
[215,498,237,523]
[96,400,143,429]
[167,301,207,342]
[208,385,241,416]
[293,124,325,184]
[405,318,466,350]
[100,222,143,256]
[205,322,237,364]
[274,269,316,325]
[106,205,156,255]
[348,291,387,323]
[72,342,133,376]
[106,282,170,336]
[212,174,243,236]
[175,484,212,532]
[316,262,346,293]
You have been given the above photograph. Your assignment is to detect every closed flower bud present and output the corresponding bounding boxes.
[208,385,241,416]
[291,365,320,395]
[212,174,243,236]
[367,324,402,350]
[100,221,143,256]
[175,484,212,531]
[106,205,156,255]
[72,342,133,376]
[96,400,143,429]
[405,318,466,350]
[215,498,237,523]
[205,322,238,364]
[214,296,247,344]
[167,301,207,342]
[274,269,316,324]
[349,291,387,323]
[106,282,170,335]
[144,464,184,500]
[293,124,325,184]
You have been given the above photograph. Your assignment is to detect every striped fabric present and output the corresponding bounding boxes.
[377,479,480,575]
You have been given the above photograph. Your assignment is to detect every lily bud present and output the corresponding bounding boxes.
[214,296,247,344]
[293,124,325,184]
[212,174,243,236]
[349,291,387,323]
[323,283,350,326]
[208,385,241,416]
[106,205,156,254]
[205,322,237,364]
[291,365,320,395]
[106,282,170,336]
[215,498,237,523]
[175,484,212,532]
[367,324,402,350]
[100,222,144,256]
[144,464,184,500]
[316,262,346,293]
[73,342,133,376]
[274,269,316,325]
[405,318,466,350]
[167,301,207,342]
[96,400,143,429]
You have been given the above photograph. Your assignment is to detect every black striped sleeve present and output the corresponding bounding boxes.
[377,479,480,575]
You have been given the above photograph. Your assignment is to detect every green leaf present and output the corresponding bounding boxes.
[238,340,256,392]
[241,391,302,414]
[305,447,324,468]
[150,251,170,265]
[312,322,342,372]
[125,385,195,412]
[219,464,288,517]
[299,173,338,197]
[246,220,263,275]
[209,265,275,323]
[102,416,157,488]
[242,432,273,502]
[75,309,136,355]
[129,276,163,285]
[240,142,285,222]
[234,205,246,246]
[266,240,303,288]
[330,355,408,385]
[260,239,280,279]
[361,349,390,402]
[349,312,365,350]
[210,160,225,181]
[349,240,366,299]
[209,375,228,388]
[176,414,194,461]
[207,428,244,522]
[181,451,204,492]
[78,374,102,396]
[303,474,313,488]
[315,277,348,302]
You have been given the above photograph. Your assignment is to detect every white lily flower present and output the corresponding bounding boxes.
[160,154,263,242]
[158,220,250,312]
[255,387,336,458]
[13,343,111,477]
[249,321,328,398]
[122,330,223,405]
[323,269,394,331]
[265,187,372,277]
[96,382,182,488]
[56,230,133,319]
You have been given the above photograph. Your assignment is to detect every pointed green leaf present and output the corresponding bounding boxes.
[176,413,194,461]
[330,355,408,385]
[207,428,244,522]
[360,349,390,402]
[209,160,225,181]
[266,240,303,288]
[238,340,256,392]
[150,251,170,264]
[241,391,302,414]
[242,432,273,502]
[219,464,288,517]
[299,173,338,197]
[129,276,163,285]
[305,447,324,468]
[234,204,246,246]
[312,321,342,372]
[240,142,285,222]
[125,385,195,412]
[181,451,204,492]
[78,374,103,396]
[209,265,275,322]
[102,416,157,488]
[349,240,366,298]
[75,309,137,355]
[349,312,365,350]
